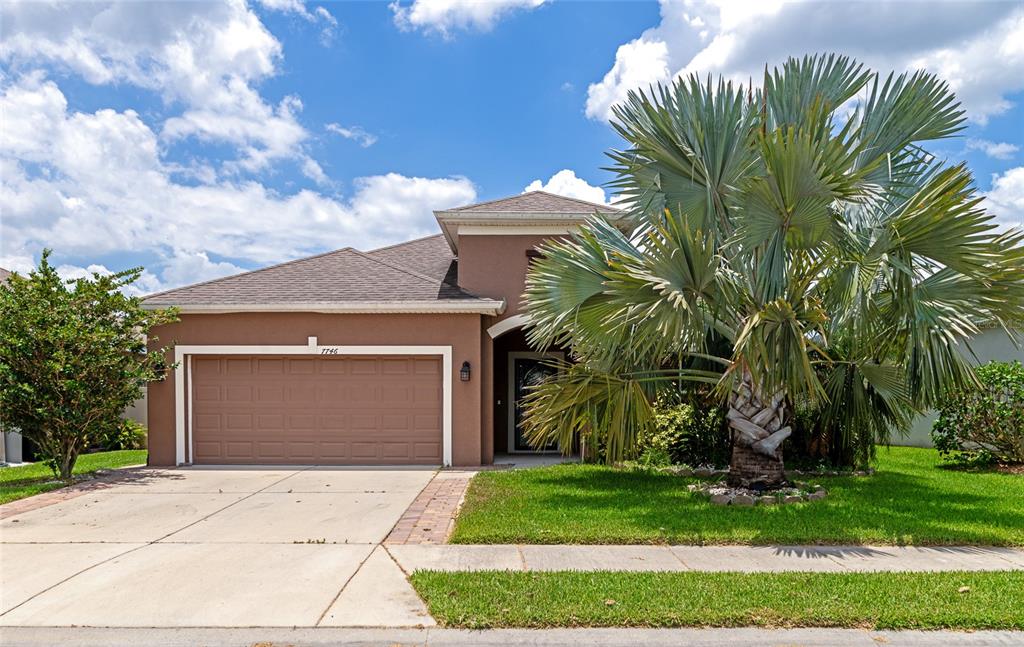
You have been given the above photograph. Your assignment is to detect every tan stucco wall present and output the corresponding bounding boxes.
[457,234,555,320]
[456,233,575,459]
[147,312,484,466]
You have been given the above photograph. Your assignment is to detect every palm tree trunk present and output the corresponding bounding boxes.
[726,372,791,488]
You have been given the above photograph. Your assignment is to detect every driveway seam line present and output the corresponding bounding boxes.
[824,553,853,571]
[0,467,311,618]
[313,544,378,627]
[517,544,528,571]
[0,542,148,618]
[151,467,310,544]
[382,543,441,627]
[668,546,691,571]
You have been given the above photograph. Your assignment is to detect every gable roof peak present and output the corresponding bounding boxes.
[445,190,620,215]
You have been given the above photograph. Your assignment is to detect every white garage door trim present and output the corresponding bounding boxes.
[174,338,453,466]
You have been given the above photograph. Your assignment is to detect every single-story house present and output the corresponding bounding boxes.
[143,191,620,467]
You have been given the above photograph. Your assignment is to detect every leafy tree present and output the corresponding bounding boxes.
[522,54,1024,488]
[0,251,177,481]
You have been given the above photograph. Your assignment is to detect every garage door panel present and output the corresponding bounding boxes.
[413,359,440,375]
[350,359,378,375]
[194,385,221,402]
[351,442,379,459]
[256,414,284,429]
[381,414,411,431]
[225,441,254,459]
[380,384,411,403]
[288,359,315,374]
[194,441,222,459]
[319,442,348,459]
[256,385,284,402]
[225,385,252,402]
[191,355,442,465]
[414,442,441,459]
[225,413,253,429]
[381,358,411,374]
[414,414,441,431]
[257,359,284,374]
[226,359,252,375]
[287,386,317,402]
[321,414,346,429]
[288,414,317,430]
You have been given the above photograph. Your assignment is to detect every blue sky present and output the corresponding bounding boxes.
[1,0,1022,294]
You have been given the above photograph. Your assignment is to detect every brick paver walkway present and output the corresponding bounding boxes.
[385,470,475,545]
[0,465,148,520]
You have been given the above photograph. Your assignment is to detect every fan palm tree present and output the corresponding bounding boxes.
[522,54,1024,488]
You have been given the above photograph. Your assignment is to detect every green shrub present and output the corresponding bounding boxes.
[786,399,867,470]
[635,397,729,467]
[932,360,1024,466]
[100,419,148,451]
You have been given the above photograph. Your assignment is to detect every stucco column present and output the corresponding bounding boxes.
[481,327,494,464]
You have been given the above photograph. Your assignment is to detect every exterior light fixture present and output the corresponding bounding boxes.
[460,361,471,382]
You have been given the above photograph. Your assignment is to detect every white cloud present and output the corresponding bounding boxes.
[0,0,315,172]
[314,7,339,46]
[524,169,607,205]
[391,0,547,37]
[0,75,477,292]
[326,123,379,148]
[54,263,165,298]
[966,139,1020,161]
[587,37,671,122]
[300,157,330,185]
[154,251,246,289]
[255,1,339,46]
[586,0,1024,125]
[257,0,313,16]
[984,166,1024,231]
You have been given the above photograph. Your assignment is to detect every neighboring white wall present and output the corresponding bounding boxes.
[123,392,148,427]
[2,430,23,464]
[898,328,1023,448]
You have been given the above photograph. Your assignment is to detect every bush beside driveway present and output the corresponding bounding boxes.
[0,450,147,504]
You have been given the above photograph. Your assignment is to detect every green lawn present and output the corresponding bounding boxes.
[0,450,147,504]
[411,570,1024,630]
[451,447,1024,546]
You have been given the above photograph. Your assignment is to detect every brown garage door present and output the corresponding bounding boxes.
[190,355,442,465]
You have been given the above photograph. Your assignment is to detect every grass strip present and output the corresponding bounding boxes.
[411,570,1024,630]
[0,450,147,504]
[451,447,1024,546]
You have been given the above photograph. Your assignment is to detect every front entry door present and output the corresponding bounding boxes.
[510,354,559,452]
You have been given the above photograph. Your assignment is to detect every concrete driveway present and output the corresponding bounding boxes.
[0,466,437,628]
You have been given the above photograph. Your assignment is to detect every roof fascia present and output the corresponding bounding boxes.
[142,300,506,316]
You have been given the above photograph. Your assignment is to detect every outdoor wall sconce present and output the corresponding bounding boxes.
[460,361,471,382]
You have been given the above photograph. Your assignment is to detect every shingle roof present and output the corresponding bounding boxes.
[367,234,456,286]
[143,246,498,312]
[447,190,619,214]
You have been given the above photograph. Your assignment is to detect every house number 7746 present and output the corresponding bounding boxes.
[319,347,340,355]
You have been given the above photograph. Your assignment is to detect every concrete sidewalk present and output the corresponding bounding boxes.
[387,544,1024,572]
[2,626,1022,647]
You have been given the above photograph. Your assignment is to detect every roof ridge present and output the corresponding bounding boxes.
[447,189,619,213]
[142,246,358,300]
[528,189,621,211]
[366,232,445,255]
[344,248,485,299]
